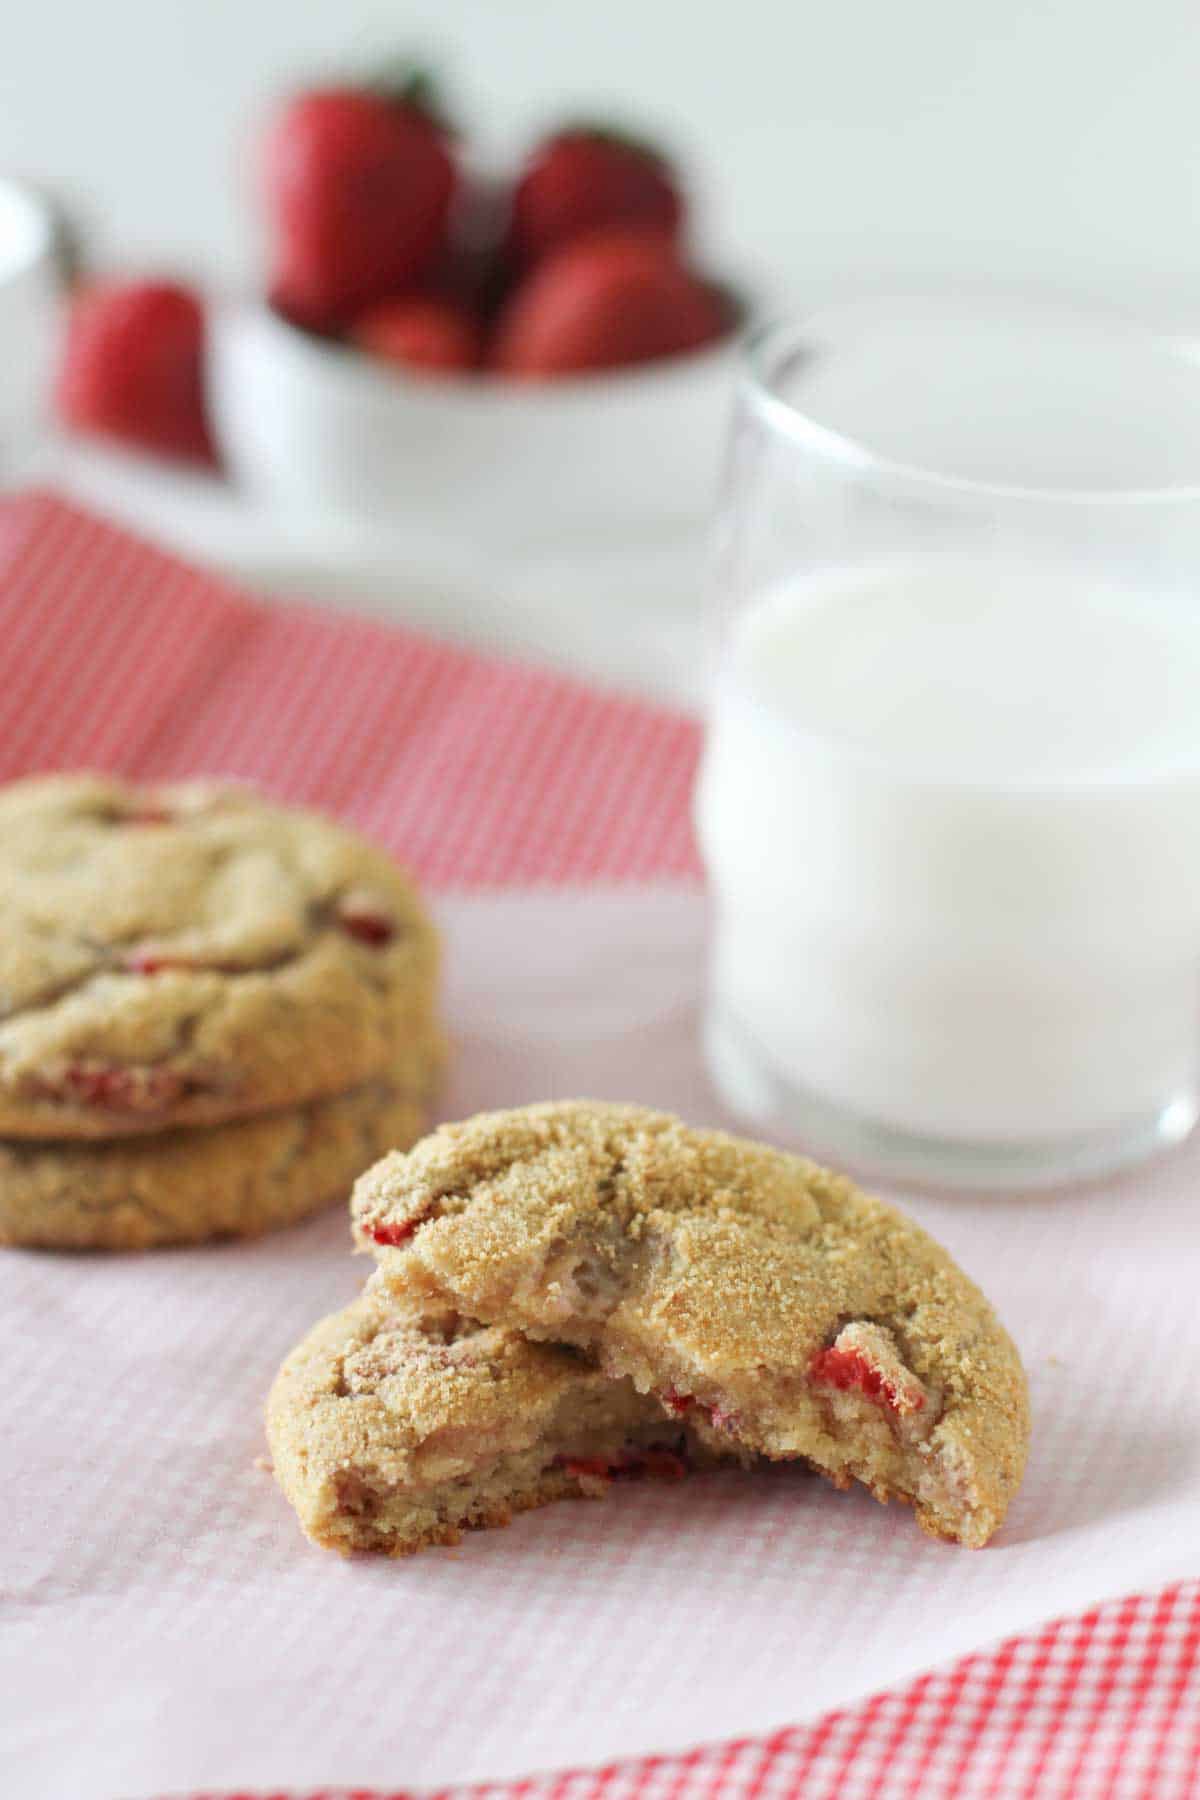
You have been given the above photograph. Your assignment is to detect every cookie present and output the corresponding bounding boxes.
[0,1080,426,1250]
[267,1286,730,1555]
[0,774,441,1138]
[354,1101,1030,1547]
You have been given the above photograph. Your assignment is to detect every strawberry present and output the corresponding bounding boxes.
[55,281,216,463]
[335,891,400,943]
[510,126,683,268]
[262,85,455,332]
[352,294,481,374]
[489,230,727,378]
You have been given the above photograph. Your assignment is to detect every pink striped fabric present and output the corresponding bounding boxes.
[4,491,1198,1800]
[0,491,701,888]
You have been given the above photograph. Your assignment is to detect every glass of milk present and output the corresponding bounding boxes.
[695,294,1200,1187]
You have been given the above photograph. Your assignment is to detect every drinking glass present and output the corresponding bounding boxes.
[0,179,58,478]
[695,293,1200,1187]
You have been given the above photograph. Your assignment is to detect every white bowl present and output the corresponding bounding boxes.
[0,179,59,464]
[209,298,741,551]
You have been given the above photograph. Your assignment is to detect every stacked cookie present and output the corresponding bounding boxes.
[0,775,442,1250]
[269,1101,1031,1554]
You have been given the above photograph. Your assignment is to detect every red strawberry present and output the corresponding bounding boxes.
[352,294,481,374]
[56,281,216,463]
[262,86,455,332]
[489,230,727,379]
[510,127,683,268]
[336,891,399,943]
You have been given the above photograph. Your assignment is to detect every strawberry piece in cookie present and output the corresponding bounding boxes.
[337,892,398,947]
[811,1322,929,1417]
[558,1445,689,1492]
[658,1388,742,1436]
[363,1216,424,1248]
[123,949,194,975]
[37,1059,191,1116]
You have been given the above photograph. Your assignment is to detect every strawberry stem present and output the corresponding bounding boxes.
[551,121,672,166]
[366,58,451,129]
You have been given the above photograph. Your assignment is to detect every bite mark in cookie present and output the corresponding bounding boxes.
[266,1289,736,1556]
[354,1101,1030,1548]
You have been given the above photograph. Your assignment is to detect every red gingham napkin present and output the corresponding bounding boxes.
[2,491,1198,1800]
[155,1575,1200,1797]
[0,490,699,887]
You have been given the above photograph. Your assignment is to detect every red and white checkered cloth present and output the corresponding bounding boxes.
[0,491,699,888]
[2,491,1197,1800]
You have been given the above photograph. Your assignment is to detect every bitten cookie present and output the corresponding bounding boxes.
[267,1285,730,1555]
[0,1081,426,1250]
[354,1101,1030,1548]
[0,774,441,1137]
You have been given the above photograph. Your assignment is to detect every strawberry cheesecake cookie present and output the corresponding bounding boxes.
[354,1102,1029,1547]
[0,1080,425,1251]
[0,774,441,1138]
[268,1285,731,1555]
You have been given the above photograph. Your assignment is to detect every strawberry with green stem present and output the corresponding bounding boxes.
[262,69,456,333]
[490,228,727,378]
[509,124,685,267]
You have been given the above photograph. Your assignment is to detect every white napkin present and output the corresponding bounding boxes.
[4,888,1198,1800]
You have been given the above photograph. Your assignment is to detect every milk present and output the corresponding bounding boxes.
[695,554,1200,1165]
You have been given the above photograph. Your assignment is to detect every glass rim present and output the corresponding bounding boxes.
[0,176,54,279]
[742,292,1200,508]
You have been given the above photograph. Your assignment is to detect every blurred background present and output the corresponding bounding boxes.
[6,0,1199,308]
[4,0,1200,698]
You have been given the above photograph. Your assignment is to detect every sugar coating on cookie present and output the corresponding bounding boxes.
[267,1286,729,1555]
[354,1101,1030,1548]
[0,774,441,1137]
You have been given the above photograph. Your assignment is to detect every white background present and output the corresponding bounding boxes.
[3,0,1200,313]
[7,0,1200,700]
